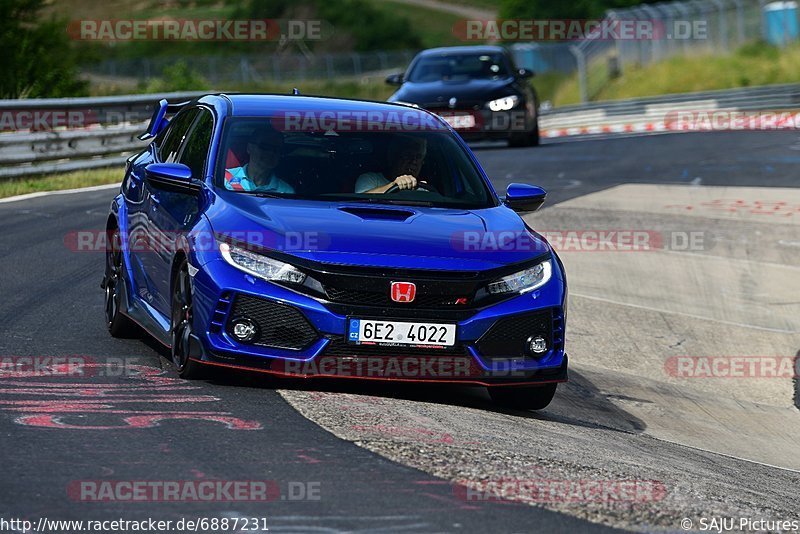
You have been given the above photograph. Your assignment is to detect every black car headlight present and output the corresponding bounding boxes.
[486,259,552,295]
[219,241,306,284]
[487,95,520,112]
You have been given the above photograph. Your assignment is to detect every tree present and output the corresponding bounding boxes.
[236,0,422,52]
[500,0,663,20]
[0,0,87,98]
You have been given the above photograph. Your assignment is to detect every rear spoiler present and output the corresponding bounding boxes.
[138,99,193,141]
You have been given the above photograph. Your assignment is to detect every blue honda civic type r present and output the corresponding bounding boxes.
[102,93,568,409]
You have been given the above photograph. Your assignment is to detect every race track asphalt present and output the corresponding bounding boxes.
[1,130,798,533]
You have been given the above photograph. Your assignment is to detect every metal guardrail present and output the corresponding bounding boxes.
[1,85,800,178]
[538,83,800,134]
[0,92,206,178]
[573,0,775,103]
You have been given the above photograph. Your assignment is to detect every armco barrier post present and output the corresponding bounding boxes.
[570,45,588,104]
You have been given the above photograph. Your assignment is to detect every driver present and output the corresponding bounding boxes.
[355,136,427,194]
[224,128,295,193]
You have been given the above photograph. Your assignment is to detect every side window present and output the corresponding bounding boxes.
[178,109,214,179]
[158,108,200,163]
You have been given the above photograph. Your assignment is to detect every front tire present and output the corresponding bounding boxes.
[170,260,205,379]
[104,228,139,338]
[509,116,540,147]
[489,383,557,410]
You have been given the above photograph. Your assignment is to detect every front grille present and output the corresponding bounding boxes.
[324,337,469,358]
[315,268,481,311]
[422,102,484,111]
[476,309,554,360]
[275,250,550,320]
[326,304,477,321]
[324,286,468,308]
[227,294,318,350]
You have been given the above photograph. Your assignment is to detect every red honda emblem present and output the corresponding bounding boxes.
[390,282,416,303]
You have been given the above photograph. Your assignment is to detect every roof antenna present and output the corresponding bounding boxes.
[292,88,300,95]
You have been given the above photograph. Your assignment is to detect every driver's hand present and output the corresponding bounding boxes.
[393,175,417,190]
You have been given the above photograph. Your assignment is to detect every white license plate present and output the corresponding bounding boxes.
[441,114,476,129]
[347,319,456,347]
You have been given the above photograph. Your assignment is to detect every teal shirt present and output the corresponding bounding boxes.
[224,164,295,193]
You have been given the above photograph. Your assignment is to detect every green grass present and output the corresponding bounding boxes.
[529,71,571,107]
[367,0,464,48]
[552,41,800,106]
[246,79,397,101]
[91,74,397,101]
[435,0,500,10]
[0,168,121,199]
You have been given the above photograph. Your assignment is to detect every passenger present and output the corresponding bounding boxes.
[225,129,295,193]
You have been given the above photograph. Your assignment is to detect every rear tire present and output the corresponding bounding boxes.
[529,117,540,146]
[170,260,205,379]
[489,383,557,410]
[104,228,139,338]
[509,116,540,147]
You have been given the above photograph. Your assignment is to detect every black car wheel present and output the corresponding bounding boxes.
[170,260,204,379]
[104,228,139,338]
[509,115,540,148]
[529,116,540,146]
[489,383,557,410]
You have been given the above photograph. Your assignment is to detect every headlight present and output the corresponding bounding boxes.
[486,260,552,295]
[219,242,306,284]
[487,95,520,111]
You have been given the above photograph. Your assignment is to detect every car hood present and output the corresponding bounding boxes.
[391,77,516,106]
[209,194,550,271]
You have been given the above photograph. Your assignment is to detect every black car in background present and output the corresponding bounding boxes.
[386,45,539,147]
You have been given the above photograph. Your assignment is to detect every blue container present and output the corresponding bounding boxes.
[764,1,799,46]
[510,44,551,74]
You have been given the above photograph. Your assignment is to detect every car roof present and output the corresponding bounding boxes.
[417,45,507,56]
[203,93,440,119]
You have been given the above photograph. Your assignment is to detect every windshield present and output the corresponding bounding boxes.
[407,53,510,83]
[214,116,496,209]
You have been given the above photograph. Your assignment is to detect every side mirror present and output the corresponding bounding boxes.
[518,68,535,79]
[145,163,201,194]
[504,183,546,213]
[385,73,404,85]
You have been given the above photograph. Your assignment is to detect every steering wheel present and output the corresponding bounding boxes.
[385,180,433,194]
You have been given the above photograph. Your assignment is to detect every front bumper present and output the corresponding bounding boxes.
[433,109,534,140]
[189,258,568,386]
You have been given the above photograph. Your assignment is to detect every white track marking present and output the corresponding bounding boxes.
[570,292,797,334]
[0,183,119,204]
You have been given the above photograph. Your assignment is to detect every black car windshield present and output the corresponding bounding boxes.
[214,116,496,209]
[406,53,510,82]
